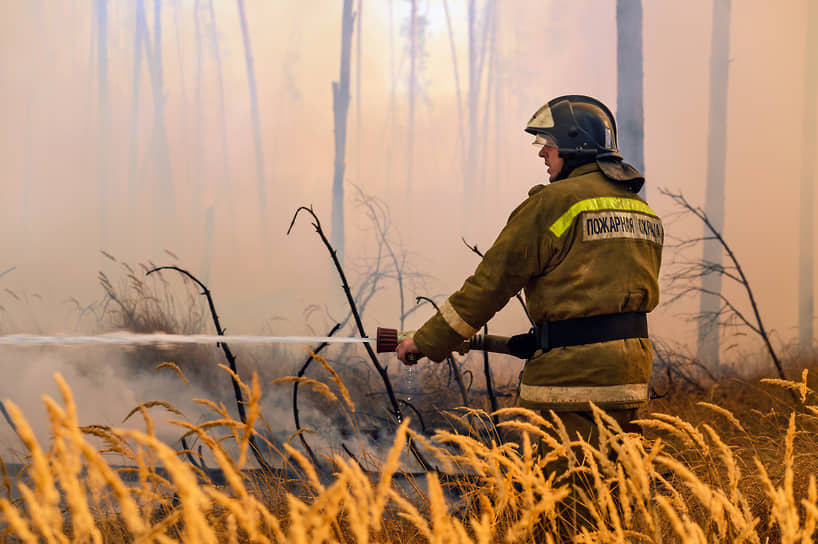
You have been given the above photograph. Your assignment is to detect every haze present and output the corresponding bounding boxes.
[1,1,816,453]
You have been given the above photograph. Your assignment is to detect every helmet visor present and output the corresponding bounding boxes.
[532,133,558,148]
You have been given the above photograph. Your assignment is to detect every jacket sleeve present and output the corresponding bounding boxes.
[414,197,553,362]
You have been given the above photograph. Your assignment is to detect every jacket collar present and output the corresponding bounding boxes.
[563,162,600,178]
[527,163,601,196]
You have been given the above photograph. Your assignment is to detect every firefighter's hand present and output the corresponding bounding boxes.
[396,337,422,365]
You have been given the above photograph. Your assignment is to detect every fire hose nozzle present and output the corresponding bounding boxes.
[376,327,421,363]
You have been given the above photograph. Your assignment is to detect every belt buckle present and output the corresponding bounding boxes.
[538,322,550,352]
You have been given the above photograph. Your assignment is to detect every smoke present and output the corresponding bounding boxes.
[0,342,387,467]
[1,0,817,451]
[0,346,212,459]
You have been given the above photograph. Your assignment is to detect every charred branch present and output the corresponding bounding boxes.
[180,436,208,472]
[288,207,402,420]
[146,265,274,472]
[660,189,787,383]
[0,401,19,438]
[341,442,358,464]
[398,399,427,434]
[292,323,342,466]
[651,340,714,395]
[353,186,427,331]
[330,195,400,362]
[462,369,474,390]
[481,323,497,424]
[288,206,434,471]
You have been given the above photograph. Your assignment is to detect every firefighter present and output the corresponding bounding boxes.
[397,94,662,537]
[397,95,662,441]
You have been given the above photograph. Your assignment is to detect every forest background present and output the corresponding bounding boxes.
[0,0,817,459]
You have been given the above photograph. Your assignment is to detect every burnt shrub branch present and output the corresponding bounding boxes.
[146,265,274,473]
[660,188,786,382]
[288,205,434,471]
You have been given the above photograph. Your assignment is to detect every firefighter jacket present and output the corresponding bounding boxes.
[413,163,663,411]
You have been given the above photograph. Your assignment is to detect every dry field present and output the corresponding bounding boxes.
[2,352,818,544]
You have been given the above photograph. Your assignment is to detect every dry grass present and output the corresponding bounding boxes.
[2,362,818,543]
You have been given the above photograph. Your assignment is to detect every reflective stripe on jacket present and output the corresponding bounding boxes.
[412,163,663,411]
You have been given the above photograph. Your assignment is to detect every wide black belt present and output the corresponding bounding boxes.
[501,312,649,359]
[535,312,648,352]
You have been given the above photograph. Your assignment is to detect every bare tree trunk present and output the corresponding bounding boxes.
[236,0,268,238]
[331,0,355,263]
[205,0,235,242]
[464,0,491,221]
[407,0,417,200]
[443,0,465,165]
[799,1,817,354]
[193,0,203,223]
[465,0,476,217]
[355,0,363,180]
[128,0,146,215]
[173,0,190,225]
[492,2,502,204]
[85,1,97,142]
[96,0,110,250]
[23,101,32,242]
[616,0,645,194]
[192,0,218,282]
[478,1,496,200]
[384,0,396,186]
[194,2,214,288]
[145,0,176,231]
[698,0,731,368]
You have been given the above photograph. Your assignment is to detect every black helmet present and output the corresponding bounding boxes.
[525,95,621,161]
[525,95,644,192]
